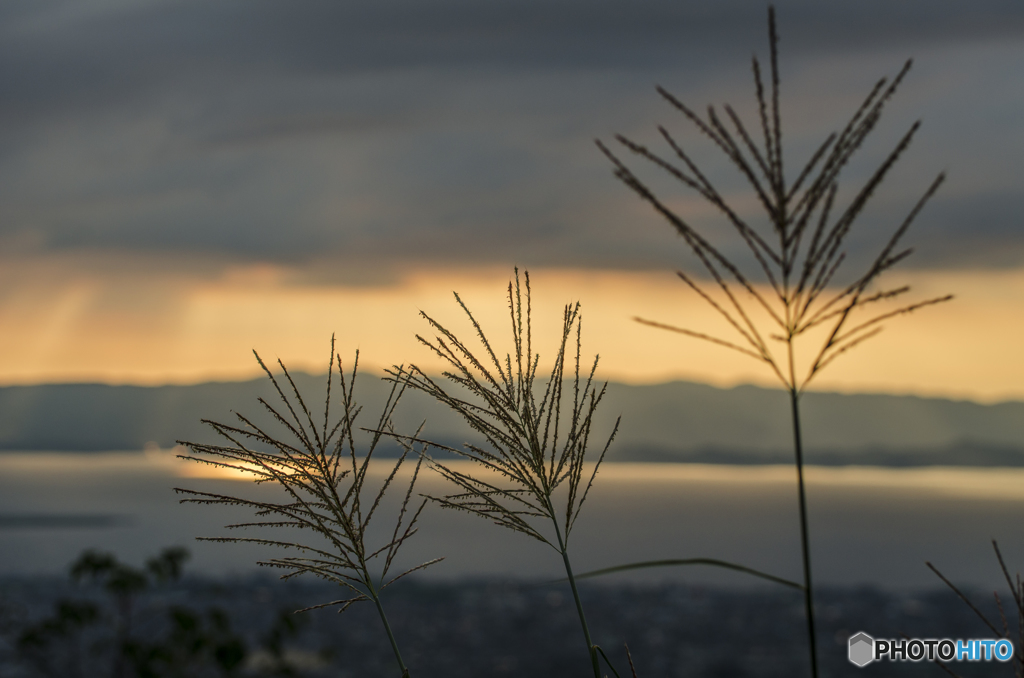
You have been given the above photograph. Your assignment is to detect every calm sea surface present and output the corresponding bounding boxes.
[1,451,1022,590]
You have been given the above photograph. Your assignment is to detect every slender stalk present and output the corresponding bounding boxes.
[369,585,410,678]
[789,386,818,678]
[787,327,819,678]
[553,518,601,678]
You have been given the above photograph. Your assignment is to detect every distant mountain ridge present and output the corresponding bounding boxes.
[1,375,1023,466]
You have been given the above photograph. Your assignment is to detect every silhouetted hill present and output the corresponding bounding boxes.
[1,375,1023,466]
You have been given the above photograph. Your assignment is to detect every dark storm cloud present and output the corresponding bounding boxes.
[3,0,1022,114]
[0,0,1021,276]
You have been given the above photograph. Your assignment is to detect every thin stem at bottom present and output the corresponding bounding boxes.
[553,520,602,678]
[790,387,818,678]
[370,588,410,678]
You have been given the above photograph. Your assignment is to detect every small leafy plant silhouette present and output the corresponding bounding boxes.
[388,269,620,678]
[598,6,951,677]
[175,339,438,678]
[68,548,188,678]
[15,547,256,678]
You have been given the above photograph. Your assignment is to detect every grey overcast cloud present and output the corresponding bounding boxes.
[0,0,1022,282]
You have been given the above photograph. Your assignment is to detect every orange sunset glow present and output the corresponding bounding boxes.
[0,1,1020,407]
[0,256,1017,402]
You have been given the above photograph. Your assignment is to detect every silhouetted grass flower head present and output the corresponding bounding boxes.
[389,269,620,550]
[175,338,440,614]
[598,6,951,393]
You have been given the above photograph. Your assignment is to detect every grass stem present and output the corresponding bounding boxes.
[789,387,818,678]
[370,586,411,678]
[554,519,602,678]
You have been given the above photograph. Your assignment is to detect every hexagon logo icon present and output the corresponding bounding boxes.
[849,632,875,667]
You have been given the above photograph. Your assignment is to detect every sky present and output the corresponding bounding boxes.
[1,0,1024,400]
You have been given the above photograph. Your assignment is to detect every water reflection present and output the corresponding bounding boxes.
[1,452,1021,590]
